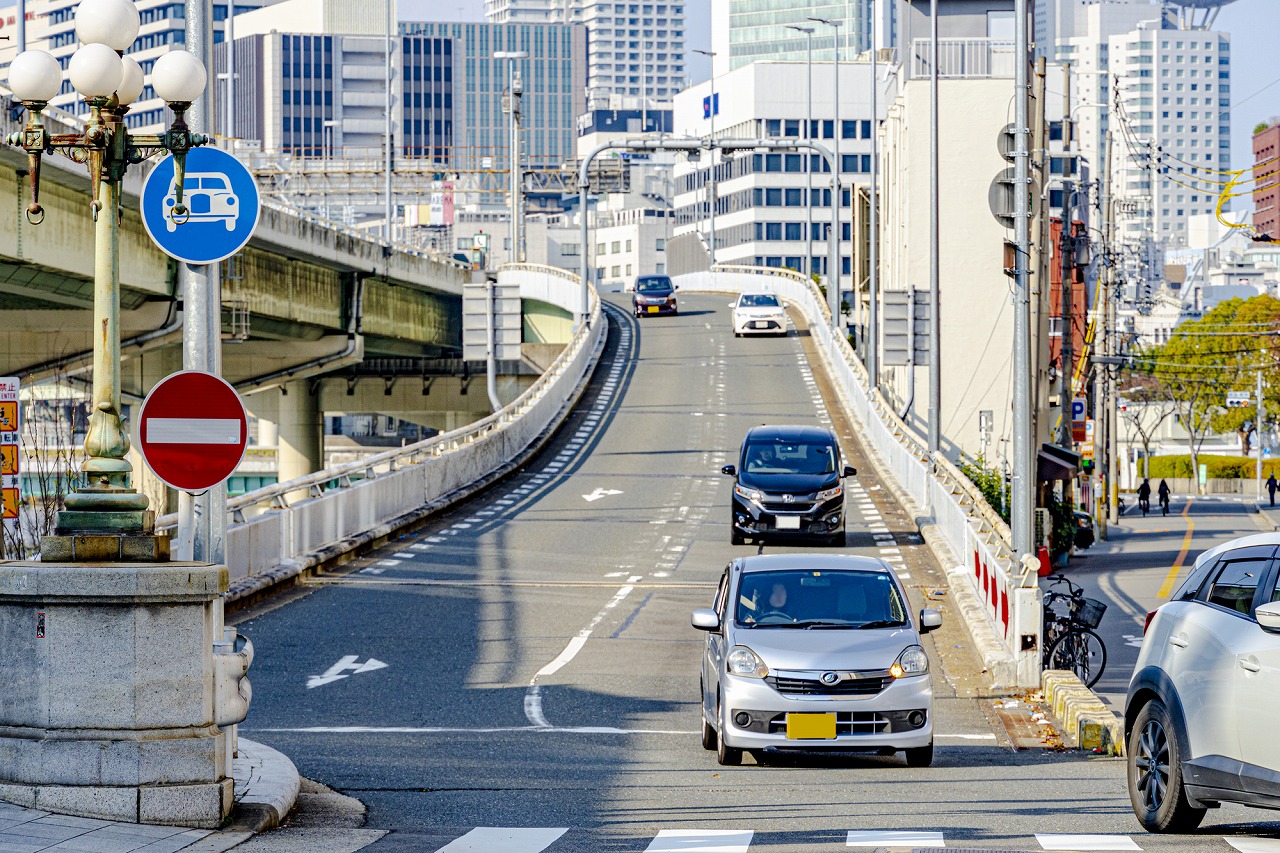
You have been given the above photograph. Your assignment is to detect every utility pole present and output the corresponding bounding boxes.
[1011,0,1034,557]
[1030,55,1048,453]
[1258,369,1265,499]
[1096,130,1114,538]
[179,0,223,565]
[1059,181,1075,453]
[927,0,940,453]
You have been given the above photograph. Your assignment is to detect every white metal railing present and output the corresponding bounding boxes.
[675,265,1038,688]
[157,272,604,590]
[910,38,1016,80]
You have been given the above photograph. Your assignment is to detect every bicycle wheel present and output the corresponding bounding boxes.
[1047,628,1107,688]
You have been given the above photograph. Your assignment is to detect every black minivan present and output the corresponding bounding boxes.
[721,425,856,546]
[632,274,678,316]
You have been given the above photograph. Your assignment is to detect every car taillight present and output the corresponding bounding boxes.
[1143,609,1158,634]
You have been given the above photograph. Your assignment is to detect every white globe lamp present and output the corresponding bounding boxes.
[151,50,207,104]
[74,0,141,53]
[68,43,124,100]
[117,56,145,105]
[7,50,63,104]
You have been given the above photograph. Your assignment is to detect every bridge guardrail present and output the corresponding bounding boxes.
[157,268,604,597]
[676,265,1038,687]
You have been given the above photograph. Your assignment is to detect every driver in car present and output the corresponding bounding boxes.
[745,580,798,623]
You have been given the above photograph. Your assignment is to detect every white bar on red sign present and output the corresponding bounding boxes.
[146,418,242,445]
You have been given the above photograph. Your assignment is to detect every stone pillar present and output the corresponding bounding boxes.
[276,380,322,492]
[256,417,278,448]
[0,562,242,828]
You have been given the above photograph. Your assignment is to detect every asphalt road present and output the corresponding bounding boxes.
[233,294,1280,853]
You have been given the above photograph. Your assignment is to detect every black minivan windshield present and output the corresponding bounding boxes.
[636,275,673,293]
[742,441,836,475]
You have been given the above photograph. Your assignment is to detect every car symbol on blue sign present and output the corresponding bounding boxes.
[140,147,260,265]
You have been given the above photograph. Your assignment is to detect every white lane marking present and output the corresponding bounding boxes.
[359,567,385,575]
[525,584,635,727]
[435,828,567,853]
[644,830,753,853]
[848,830,945,847]
[583,488,624,502]
[427,536,445,542]
[1036,836,1142,851]
[452,523,472,529]
[306,656,388,689]
[1226,840,1280,852]
[605,572,626,577]
[377,559,401,567]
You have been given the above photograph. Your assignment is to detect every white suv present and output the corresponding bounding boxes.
[1125,533,1280,832]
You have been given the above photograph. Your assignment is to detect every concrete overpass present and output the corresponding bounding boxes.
[0,98,578,506]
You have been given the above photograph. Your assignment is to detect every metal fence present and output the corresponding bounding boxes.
[909,39,1016,80]
[157,265,603,594]
[676,265,1039,687]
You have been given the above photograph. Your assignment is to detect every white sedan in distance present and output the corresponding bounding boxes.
[732,292,788,337]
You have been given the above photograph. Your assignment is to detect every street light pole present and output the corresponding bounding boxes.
[384,0,394,244]
[927,0,940,453]
[1012,0,1035,557]
[809,16,843,331]
[496,50,529,265]
[786,25,815,285]
[6,6,210,552]
[868,15,879,387]
[693,48,716,265]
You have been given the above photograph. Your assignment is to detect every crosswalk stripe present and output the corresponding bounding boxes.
[847,829,945,847]
[644,830,753,852]
[1226,841,1280,852]
[433,827,567,852]
[1036,834,1142,851]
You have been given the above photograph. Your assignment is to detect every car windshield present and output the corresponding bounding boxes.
[636,277,672,293]
[742,440,836,475]
[736,569,907,628]
[739,294,779,308]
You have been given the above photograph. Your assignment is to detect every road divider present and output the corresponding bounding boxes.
[1041,669,1124,755]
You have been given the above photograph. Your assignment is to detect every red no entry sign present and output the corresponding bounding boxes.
[137,371,248,492]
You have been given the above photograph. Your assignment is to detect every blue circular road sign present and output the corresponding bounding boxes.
[140,147,261,265]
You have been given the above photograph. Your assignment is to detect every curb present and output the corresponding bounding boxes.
[1041,670,1125,756]
[224,738,302,833]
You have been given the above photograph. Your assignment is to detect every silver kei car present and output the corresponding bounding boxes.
[692,553,942,767]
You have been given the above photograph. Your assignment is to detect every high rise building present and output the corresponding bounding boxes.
[712,0,880,73]
[1254,122,1280,242]
[2,0,282,132]
[485,0,685,106]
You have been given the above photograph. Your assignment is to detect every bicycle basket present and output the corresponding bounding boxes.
[1070,596,1107,629]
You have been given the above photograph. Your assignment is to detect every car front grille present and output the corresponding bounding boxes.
[761,500,817,513]
[766,711,890,735]
[766,674,890,697]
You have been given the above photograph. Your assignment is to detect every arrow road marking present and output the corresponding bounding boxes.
[307,655,389,689]
[582,488,624,502]
[1122,634,1145,648]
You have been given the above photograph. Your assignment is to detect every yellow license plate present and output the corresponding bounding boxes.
[647,306,660,313]
[786,712,836,740]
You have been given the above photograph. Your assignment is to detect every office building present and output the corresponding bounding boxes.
[710,0,883,75]
[1254,121,1280,241]
[485,0,684,106]
[3,0,281,132]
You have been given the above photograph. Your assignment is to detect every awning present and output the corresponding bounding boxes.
[1038,442,1081,482]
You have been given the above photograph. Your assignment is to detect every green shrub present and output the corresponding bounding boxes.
[1145,455,1280,480]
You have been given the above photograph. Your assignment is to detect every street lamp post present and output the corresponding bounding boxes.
[693,48,716,264]
[496,50,528,265]
[808,16,842,331]
[786,25,814,284]
[6,0,209,551]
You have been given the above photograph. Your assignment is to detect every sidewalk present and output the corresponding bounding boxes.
[0,739,300,853]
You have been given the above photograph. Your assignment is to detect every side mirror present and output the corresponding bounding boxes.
[692,608,721,632]
[721,464,737,476]
[919,608,943,634]
[843,466,857,478]
[1258,601,1280,634]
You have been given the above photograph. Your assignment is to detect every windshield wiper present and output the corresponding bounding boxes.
[856,619,907,630]
[768,620,851,629]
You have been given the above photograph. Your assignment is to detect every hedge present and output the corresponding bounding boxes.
[1145,455,1280,480]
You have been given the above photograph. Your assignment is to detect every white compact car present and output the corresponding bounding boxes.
[1125,533,1280,832]
[693,554,941,767]
[732,292,787,336]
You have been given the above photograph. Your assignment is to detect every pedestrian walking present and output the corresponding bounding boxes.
[1158,479,1171,516]
[1268,473,1278,507]
[1137,478,1151,516]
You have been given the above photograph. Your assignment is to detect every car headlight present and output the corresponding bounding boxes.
[726,646,769,678]
[889,645,929,678]
[734,484,765,504]
[815,484,843,502]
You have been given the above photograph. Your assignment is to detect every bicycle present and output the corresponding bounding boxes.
[1041,574,1108,688]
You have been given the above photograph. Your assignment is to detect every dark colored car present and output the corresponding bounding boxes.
[632,274,678,316]
[721,425,856,546]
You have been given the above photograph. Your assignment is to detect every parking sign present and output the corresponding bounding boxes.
[140,147,261,265]
[1071,397,1087,424]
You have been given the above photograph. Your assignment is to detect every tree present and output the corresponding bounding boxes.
[1142,296,1280,494]
[1117,374,1177,478]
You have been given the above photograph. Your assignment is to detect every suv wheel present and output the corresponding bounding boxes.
[1128,699,1207,833]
